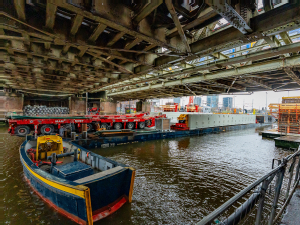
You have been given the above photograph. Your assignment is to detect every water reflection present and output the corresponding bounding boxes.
[3,124,292,225]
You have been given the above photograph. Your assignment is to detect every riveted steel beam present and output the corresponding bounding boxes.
[70,14,83,36]
[86,51,133,74]
[165,0,191,53]
[88,23,107,42]
[14,0,26,21]
[284,67,300,85]
[107,55,300,96]
[107,31,125,47]
[135,3,300,74]
[264,36,281,48]
[205,0,252,34]
[102,42,300,91]
[279,32,293,45]
[246,78,273,89]
[53,2,177,51]
[167,8,222,38]
[45,3,57,30]
[205,80,246,91]
[132,1,163,25]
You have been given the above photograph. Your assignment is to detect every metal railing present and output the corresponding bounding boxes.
[197,148,300,225]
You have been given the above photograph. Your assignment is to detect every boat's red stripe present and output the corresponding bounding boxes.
[24,175,87,225]
[92,197,127,222]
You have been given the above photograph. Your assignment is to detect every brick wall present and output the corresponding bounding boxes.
[70,97,86,115]
[100,102,116,114]
[1,96,23,112]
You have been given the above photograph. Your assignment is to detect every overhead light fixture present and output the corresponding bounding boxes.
[178,15,183,19]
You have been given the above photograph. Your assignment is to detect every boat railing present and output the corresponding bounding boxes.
[196,147,300,225]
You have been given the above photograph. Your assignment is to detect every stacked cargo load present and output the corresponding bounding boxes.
[269,97,300,134]
[24,105,69,116]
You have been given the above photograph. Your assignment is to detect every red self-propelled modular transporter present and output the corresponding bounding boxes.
[8,113,166,136]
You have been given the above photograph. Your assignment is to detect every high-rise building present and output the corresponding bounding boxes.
[207,95,219,108]
[194,97,202,106]
[173,98,180,104]
[223,97,233,109]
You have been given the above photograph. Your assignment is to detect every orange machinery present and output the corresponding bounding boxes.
[161,103,178,112]
[269,96,300,134]
[170,114,189,130]
[186,96,199,112]
[186,104,199,112]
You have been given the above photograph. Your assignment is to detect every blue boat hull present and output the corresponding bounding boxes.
[20,137,135,224]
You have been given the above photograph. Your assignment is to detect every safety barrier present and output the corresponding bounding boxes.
[197,148,300,225]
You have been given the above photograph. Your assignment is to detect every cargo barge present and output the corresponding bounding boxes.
[66,113,258,149]
[76,123,260,150]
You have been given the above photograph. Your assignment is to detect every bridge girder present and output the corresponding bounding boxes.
[1,1,300,98]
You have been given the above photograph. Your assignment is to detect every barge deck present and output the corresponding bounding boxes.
[261,130,300,139]
[274,136,300,149]
[75,123,261,149]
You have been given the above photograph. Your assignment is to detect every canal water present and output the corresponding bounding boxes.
[3,124,293,225]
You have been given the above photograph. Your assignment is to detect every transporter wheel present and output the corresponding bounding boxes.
[127,122,135,129]
[86,123,93,132]
[145,120,151,126]
[100,123,108,130]
[138,122,145,129]
[15,125,30,136]
[40,125,55,135]
[114,122,122,130]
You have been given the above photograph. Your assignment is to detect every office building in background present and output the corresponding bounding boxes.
[207,95,219,108]
[223,97,233,109]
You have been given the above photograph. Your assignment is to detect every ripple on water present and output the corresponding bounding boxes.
[3,125,292,225]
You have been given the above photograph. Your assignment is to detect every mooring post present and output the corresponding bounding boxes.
[34,125,38,139]
[82,131,87,139]
[285,157,296,201]
[74,148,78,162]
[50,152,57,174]
[268,162,286,225]
[71,132,76,140]
[255,179,269,225]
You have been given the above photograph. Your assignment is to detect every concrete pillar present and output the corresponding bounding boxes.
[68,97,71,113]
[142,101,151,112]
[136,101,142,112]
[86,92,88,115]
[100,102,117,115]
[128,100,131,114]
[3,93,23,113]
[69,96,86,115]
[136,100,151,112]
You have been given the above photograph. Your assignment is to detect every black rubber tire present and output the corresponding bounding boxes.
[114,122,122,130]
[15,125,30,136]
[138,122,145,129]
[86,123,93,132]
[100,123,108,129]
[127,122,135,129]
[40,124,55,135]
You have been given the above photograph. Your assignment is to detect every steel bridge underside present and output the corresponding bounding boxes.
[2,1,300,100]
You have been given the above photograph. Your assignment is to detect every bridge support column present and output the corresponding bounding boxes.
[100,101,117,115]
[69,96,86,115]
[3,92,23,113]
[136,100,151,112]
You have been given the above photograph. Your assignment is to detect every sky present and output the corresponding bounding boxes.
[219,90,300,109]
[156,90,300,110]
